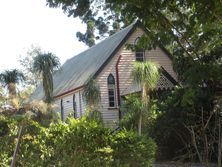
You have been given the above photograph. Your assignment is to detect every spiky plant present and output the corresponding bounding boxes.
[33,52,60,104]
[83,77,101,108]
[132,61,160,135]
[83,77,101,121]
[0,69,25,98]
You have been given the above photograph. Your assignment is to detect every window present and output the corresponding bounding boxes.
[60,99,64,121]
[73,94,77,118]
[134,37,144,62]
[107,74,116,107]
[135,51,144,62]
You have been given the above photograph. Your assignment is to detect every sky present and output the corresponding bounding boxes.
[0,0,88,72]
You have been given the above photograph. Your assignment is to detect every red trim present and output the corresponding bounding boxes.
[116,55,122,119]
[54,86,84,99]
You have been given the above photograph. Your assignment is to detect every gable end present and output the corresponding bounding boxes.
[92,23,138,79]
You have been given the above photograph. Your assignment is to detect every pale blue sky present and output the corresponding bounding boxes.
[0,0,88,71]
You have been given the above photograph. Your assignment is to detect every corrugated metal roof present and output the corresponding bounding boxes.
[30,22,136,100]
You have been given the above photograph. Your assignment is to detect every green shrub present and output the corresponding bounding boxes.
[0,116,156,166]
[112,129,157,166]
[0,116,17,167]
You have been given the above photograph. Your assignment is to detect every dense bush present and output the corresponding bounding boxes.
[0,116,18,167]
[0,116,156,166]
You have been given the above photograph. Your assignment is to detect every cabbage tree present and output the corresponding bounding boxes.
[0,69,25,98]
[33,52,60,104]
[132,61,160,135]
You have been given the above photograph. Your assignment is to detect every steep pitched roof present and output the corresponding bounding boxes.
[31,22,137,100]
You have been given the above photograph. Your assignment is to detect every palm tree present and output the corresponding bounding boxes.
[0,69,25,167]
[0,69,25,98]
[33,52,60,104]
[132,61,160,135]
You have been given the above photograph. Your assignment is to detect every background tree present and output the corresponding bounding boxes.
[132,61,160,135]
[0,69,25,98]
[19,45,42,88]
[33,52,60,104]
[45,1,222,55]
[46,0,135,47]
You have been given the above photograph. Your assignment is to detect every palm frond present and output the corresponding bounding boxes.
[83,77,101,107]
[132,61,160,90]
[0,69,25,86]
[33,52,60,103]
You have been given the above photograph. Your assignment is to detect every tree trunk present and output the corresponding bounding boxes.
[203,134,209,165]
[190,126,202,163]
[202,108,209,165]
[11,126,23,167]
[8,83,16,98]
[138,84,147,135]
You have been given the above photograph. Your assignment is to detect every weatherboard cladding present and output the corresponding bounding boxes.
[114,28,177,96]
[54,90,86,120]
[95,27,177,126]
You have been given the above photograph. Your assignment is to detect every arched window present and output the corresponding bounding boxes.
[134,37,144,62]
[60,99,64,121]
[73,94,77,118]
[107,74,116,107]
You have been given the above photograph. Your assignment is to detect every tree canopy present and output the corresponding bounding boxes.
[45,0,222,57]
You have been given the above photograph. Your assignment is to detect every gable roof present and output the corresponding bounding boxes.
[30,21,138,100]
[31,21,177,101]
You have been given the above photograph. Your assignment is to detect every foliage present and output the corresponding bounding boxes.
[121,94,159,134]
[0,69,25,98]
[131,61,160,135]
[83,77,102,122]
[46,0,132,47]
[0,116,18,166]
[45,0,222,61]
[83,77,101,108]
[111,129,156,166]
[0,115,156,166]
[76,20,96,47]
[120,93,143,130]
[132,61,160,93]
[19,45,42,87]
[33,52,60,103]
[0,69,25,86]
[151,87,221,163]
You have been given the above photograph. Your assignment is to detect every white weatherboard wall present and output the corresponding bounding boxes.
[96,27,177,126]
[54,89,86,120]
[118,27,177,96]
[96,50,120,127]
